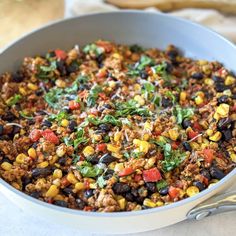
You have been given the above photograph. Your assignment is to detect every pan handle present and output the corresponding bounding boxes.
[187,191,236,220]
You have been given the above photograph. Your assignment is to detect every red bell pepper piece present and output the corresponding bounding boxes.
[118,167,134,177]
[188,130,199,139]
[143,167,162,182]
[69,100,80,110]
[42,129,59,144]
[168,186,180,199]
[203,148,214,164]
[193,121,203,132]
[134,174,142,182]
[29,129,42,142]
[96,143,107,152]
[55,49,67,60]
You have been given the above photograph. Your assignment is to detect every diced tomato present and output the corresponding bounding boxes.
[29,129,42,142]
[203,148,214,164]
[83,206,93,211]
[96,69,107,78]
[188,130,199,139]
[119,167,134,177]
[168,186,180,199]
[202,176,209,186]
[61,177,70,187]
[96,143,107,152]
[231,104,236,112]
[69,100,80,110]
[55,49,67,60]
[171,141,180,150]
[193,121,203,132]
[134,174,142,182]
[98,93,108,100]
[42,129,59,144]
[47,199,53,204]
[143,167,162,182]
[153,130,162,136]
[84,179,90,189]
[96,41,113,52]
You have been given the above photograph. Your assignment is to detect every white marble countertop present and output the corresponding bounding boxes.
[0,185,235,236]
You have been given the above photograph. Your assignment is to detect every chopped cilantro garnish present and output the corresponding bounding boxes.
[44,88,63,108]
[83,44,104,56]
[141,82,155,100]
[156,180,168,191]
[173,105,194,125]
[48,110,69,122]
[77,161,103,178]
[88,114,121,126]
[19,111,34,120]
[97,175,107,188]
[87,85,102,107]
[6,94,22,106]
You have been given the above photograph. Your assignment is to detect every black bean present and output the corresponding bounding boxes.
[215,82,228,92]
[182,141,192,151]
[31,167,51,178]
[62,187,74,195]
[99,153,117,164]
[30,191,40,199]
[212,75,224,83]
[112,183,131,194]
[48,51,56,57]
[217,118,232,131]
[165,62,173,73]
[193,181,205,191]
[1,157,12,164]
[161,97,172,108]
[2,111,16,122]
[31,142,38,149]
[140,71,148,79]
[130,44,143,53]
[159,187,169,196]
[221,129,233,141]
[232,93,236,100]
[68,120,77,132]
[42,120,52,128]
[22,176,32,190]
[36,110,48,115]
[217,95,229,104]
[103,169,114,180]
[167,50,178,61]
[11,126,21,135]
[88,155,100,165]
[76,198,86,210]
[182,119,192,129]
[58,157,67,166]
[124,193,134,202]
[210,166,225,180]
[98,124,112,132]
[12,72,24,82]
[146,182,157,193]
[35,90,43,96]
[200,169,211,180]
[56,60,67,76]
[54,200,68,208]
[66,62,79,74]
[84,189,94,198]
[191,72,203,80]
[96,54,104,65]
[0,125,4,135]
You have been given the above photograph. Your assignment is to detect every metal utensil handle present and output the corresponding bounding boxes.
[187,192,236,220]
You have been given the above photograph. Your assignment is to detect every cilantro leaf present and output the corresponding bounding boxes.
[156,180,168,191]
[6,94,22,106]
[173,105,194,124]
[77,161,103,178]
[88,114,121,126]
[48,111,68,122]
[141,82,155,100]
[83,44,104,56]
[97,175,107,188]
[44,88,64,108]
[87,85,102,107]
[19,111,34,120]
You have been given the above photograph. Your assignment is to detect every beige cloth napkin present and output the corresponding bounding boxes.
[65,0,236,43]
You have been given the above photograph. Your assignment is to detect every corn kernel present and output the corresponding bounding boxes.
[118,197,126,210]
[190,142,200,149]
[134,83,141,91]
[143,198,156,208]
[180,91,187,102]
[144,121,152,131]
[114,163,124,173]
[230,153,236,163]
[12,182,21,190]
[16,153,27,164]
[209,131,222,142]
[50,155,58,165]
[61,119,69,127]
[28,148,37,159]
[67,172,78,184]
[114,131,122,142]
[19,87,27,95]
[216,104,229,118]
[1,162,12,171]
[53,169,63,179]
[45,185,59,198]
[196,91,205,98]
[27,83,38,91]
[168,129,179,141]
[213,112,220,121]
[204,78,214,86]
[139,141,150,154]
[134,95,145,106]
[75,182,85,191]
[55,79,66,88]
[37,161,49,168]
[225,75,235,86]
[156,201,164,207]
[108,80,116,88]
[54,194,64,201]
[83,146,95,157]
[186,186,199,197]
[89,183,97,189]
[107,144,120,153]
[195,95,204,105]
[143,133,150,141]
[198,60,208,66]
[206,129,213,136]
[223,89,232,96]
[52,178,61,187]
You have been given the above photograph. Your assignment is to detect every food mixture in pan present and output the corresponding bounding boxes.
[0,41,235,212]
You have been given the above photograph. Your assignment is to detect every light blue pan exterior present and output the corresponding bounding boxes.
[0,11,235,234]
